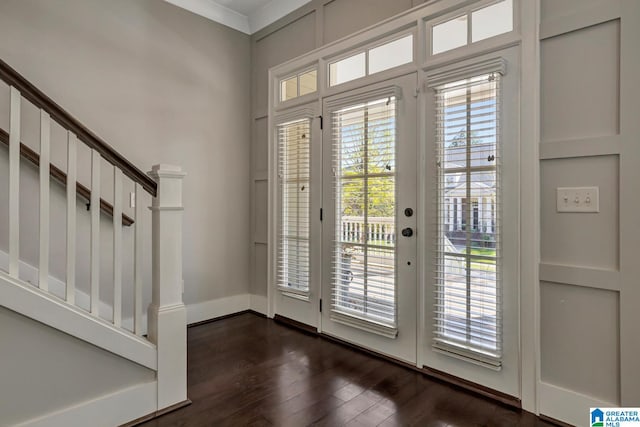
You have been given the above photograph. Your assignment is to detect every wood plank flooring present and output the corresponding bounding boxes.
[139,313,554,427]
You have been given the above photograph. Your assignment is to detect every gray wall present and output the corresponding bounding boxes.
[0,0,252,310]
[538,0,640,409]
[0,306,155,426]
[249,0,426,298]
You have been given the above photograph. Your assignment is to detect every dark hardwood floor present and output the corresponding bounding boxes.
[140,313,553,427]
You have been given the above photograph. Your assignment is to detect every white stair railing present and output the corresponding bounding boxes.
[0,58,188,413]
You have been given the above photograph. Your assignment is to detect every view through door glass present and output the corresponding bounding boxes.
[322,74,417,364]
[332,98,397,327]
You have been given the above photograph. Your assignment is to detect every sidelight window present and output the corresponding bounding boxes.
[433,72,502,367]
[277,118,312,293]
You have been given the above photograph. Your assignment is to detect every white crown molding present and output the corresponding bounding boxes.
[164,0,251,34]
[248,0,313,33]
[164,0,312,35]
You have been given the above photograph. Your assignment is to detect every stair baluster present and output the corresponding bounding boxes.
[9,86,20,277]
[90,149,101,315]
[113,167,123,327]
[38,110,51,292]
[66,131,77,304]
[134,182,144,336]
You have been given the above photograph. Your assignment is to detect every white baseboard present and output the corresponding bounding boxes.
[249,294,268,315]
[186,293,268,324]
[539,381,616,426]
[14,381,157,427]
[186,293,250,324]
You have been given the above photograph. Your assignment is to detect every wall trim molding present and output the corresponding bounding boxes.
[14,381,157,427]
[250,0,315,34]
[164,0,250,33]
[163,0,313,34]
[539,263,621,291]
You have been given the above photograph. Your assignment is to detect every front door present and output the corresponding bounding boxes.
[321,74,418,363]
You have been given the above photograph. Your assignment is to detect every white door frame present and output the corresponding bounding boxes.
[266,0,539,412]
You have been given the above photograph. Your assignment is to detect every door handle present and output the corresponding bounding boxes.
[401,227,414,237]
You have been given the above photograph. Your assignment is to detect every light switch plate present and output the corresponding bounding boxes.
[130,192,136,208]
[556,187,599,213]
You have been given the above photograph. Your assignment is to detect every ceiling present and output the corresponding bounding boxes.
[164,0,313,34]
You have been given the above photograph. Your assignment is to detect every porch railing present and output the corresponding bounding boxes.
[340,216,395,245]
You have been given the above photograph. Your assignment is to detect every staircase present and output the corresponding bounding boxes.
[0,59,188,426]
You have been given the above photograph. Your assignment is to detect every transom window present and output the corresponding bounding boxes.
[431,0,513,55]
[280,69,318,102]
[329,34,414,87]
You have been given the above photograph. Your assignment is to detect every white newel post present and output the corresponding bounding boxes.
[147,164,188,411]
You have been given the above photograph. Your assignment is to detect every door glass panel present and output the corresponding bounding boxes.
[332,97,397,326]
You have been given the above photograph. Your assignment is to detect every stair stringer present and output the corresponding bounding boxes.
[14,381,158,427]
[0,270,157,370]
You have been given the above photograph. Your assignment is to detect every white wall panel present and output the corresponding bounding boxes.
[541,20,620,142]
[540,281,619,404]
[254,180,268,244]
[252,243,268,297]
[540,156,618,270]
[322,0,412,44]
[540,0,603,23]
[253,117,268,176]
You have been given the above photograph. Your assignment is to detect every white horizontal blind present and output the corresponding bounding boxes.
[433,73,502,367]
[277,118,311,293]
[331,97,397,328]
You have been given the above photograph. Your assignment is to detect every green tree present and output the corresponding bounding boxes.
[340,121,394,217]
[447,129,482,147]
